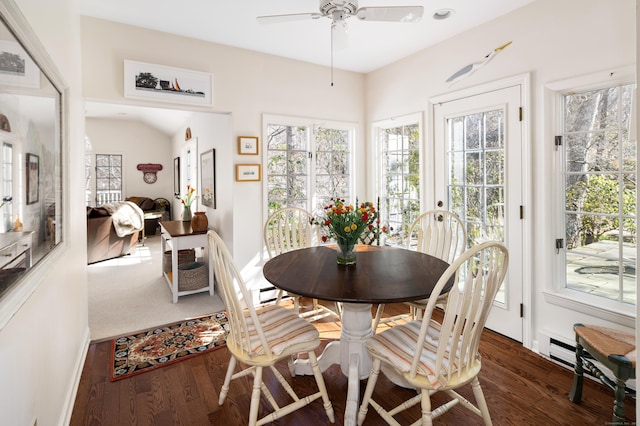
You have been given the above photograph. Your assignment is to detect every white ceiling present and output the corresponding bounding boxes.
[84,101,195,136]
[80,0,535,134]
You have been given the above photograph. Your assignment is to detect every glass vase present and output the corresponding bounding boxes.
[336,239,356,265]
[183,205,192,222]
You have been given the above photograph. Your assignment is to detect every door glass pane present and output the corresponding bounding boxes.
[447,108,507,303]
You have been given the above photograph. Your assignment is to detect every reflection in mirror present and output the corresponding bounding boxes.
[0,12,63,299]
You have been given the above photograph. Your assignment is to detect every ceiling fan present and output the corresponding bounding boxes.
[257,0,424,50]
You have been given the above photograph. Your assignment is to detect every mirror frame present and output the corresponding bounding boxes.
[0,0,67,329]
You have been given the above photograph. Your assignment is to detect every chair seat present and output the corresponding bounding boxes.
[574,324,636,367]
[367,319,471,389]
[242,304,320,357]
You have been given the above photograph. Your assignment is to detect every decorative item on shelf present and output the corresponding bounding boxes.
[185,127,192,141]
[179,184,198,221]
[0,195,12,209]
[136,163,163,184]
[124,60,213,107]
[13,216,22,232]
[315,197,378,266]
[191,211,208,232]
[0,114,11,132]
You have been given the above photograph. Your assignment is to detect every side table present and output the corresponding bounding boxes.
[160,221,214,303]
[141,211,163,245]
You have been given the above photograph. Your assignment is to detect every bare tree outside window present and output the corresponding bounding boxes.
[378,124,420,245]
[95,154,122,206]
[562,84,636,304]
[266,121,352,217]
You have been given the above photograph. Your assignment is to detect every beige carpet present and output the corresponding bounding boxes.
[87,234,225,341]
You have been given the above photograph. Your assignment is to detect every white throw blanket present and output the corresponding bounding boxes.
[102,201,145,237]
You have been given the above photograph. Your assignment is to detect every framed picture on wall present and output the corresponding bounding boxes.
[173,157,180,197]
[123,60,213,106]
[26,153,39,204]
[200,149,216,208]
[0,40,40,88]
[238,136,258,155]
[235,164,261,182]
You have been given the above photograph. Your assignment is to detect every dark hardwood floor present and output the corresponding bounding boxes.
[71,301,636,425]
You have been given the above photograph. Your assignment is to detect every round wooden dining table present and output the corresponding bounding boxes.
[262,244,452,425]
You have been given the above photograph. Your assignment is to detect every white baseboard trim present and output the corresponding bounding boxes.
[60,326,91,426]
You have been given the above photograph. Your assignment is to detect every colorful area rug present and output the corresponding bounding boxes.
[110,312,229,381]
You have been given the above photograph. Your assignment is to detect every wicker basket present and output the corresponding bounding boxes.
[177,261,208,291]
[163,249,196,274]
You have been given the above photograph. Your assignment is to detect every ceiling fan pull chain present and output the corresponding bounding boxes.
[330,22,334,87]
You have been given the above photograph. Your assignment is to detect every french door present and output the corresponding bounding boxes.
[433,85,524,342]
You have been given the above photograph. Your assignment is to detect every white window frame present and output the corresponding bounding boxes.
[86,152,125,207]
[1,141,14,232]
[372,112,423,245]
[543,65,636,326]
[262,114,357,222]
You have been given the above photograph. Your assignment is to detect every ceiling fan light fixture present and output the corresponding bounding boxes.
[331,18,348,50]
[433,8,454,20]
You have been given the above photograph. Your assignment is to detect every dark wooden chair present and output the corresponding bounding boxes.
[569,323,636,424]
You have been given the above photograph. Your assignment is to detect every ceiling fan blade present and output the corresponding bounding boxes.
[356,6,424,23]
[331,19,348,51]
[256,12,322,24]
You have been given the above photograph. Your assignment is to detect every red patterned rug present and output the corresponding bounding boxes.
[110,312,229,381]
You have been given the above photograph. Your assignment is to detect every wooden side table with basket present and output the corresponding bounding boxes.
[160,220,214,303]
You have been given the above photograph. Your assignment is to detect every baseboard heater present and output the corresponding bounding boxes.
[546,334,636,393]
[258,285,291,305]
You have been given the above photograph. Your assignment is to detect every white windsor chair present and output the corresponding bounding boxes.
[209,230,335,426]
[358,241,509,426]
[264,207,340,321]
[372,209,467,331]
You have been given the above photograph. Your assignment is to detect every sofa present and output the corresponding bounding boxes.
[87,206,139,264]
[125,196,172,236]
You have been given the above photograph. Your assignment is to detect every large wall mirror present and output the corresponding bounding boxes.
[0,4,64,302]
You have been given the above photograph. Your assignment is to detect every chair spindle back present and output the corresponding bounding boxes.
[407,209,467,264]
[208,230,273,358]
[410,241,509,383]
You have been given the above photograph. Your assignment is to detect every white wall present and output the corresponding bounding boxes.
[86,118,174,201]
[0,0,88,425]
[365,0,635,349]
[170,112,234,251]
[80,17,366,270]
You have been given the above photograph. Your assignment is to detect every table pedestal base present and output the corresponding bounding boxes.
[289,302,372,426]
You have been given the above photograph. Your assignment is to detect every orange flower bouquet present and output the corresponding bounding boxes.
[316,198,378,265]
